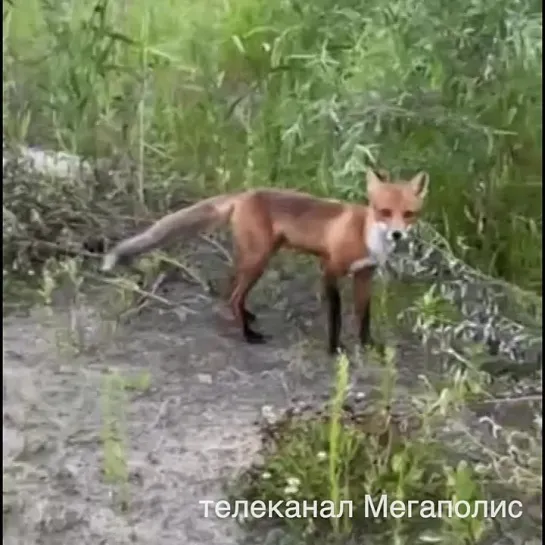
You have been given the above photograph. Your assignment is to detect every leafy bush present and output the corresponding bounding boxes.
[3,3,541,543]
[3,0,542,292]
[228,352,541,544]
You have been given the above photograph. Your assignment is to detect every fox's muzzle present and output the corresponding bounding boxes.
[385,224,413,243]
[390,230,403,242]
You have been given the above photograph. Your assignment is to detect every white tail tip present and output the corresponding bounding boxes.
[101,252,117,272]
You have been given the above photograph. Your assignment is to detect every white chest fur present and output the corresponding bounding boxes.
[366,221,395,265]
[348,221,395,274]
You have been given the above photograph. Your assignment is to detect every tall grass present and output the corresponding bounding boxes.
[3,0,542,292]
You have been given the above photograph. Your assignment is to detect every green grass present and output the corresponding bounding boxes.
[3,3,541,542]
[3,0,542,295]
[100,367,151,512]
[227,351,541,544]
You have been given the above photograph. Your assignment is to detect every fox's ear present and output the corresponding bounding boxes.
[366,168,383,194]
[409,171,429,198]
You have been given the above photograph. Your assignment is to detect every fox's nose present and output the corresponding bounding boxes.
[391,230,403,242]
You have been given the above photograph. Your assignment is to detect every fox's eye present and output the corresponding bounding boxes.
[379,208,392,218]
[403,210,415,219]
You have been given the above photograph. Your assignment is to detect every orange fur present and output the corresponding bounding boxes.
[102,170,429,353]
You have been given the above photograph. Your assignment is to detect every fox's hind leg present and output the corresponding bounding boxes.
[229,263,269,344]
[228,210,278,344]
[229,247,277,343]
[244,309,257,323]
[227,273,257,324]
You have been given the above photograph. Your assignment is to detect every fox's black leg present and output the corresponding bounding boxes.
[243,309,257,323]
[242,313,266,343]
[358,298,372,346]
[229,265,269,345]
[324,277,343,354]
[228,273,257,324]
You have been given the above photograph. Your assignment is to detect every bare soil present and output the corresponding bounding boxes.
[2,240,540,545]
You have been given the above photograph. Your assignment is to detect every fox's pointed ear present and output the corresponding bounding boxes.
[409,171,429,198]
[366,168,383,194]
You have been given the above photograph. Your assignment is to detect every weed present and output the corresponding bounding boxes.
[2,0,541,543]
[100,367,151,512]
[3,0,542,292]
[228,346,540,544]
[101,369,130,512]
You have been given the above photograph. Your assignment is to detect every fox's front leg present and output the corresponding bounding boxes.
[352,269,384,354]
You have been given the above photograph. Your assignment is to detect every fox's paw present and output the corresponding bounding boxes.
[244,328,269,344]
[243,309,257,323]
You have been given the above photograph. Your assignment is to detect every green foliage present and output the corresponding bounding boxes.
[3,0,541,293]
[229,352,497,544]
[3,4,540,542]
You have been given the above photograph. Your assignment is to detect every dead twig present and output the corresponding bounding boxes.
[11,238,103,260]
[124,271,170,319]
[199,234,233,265]
[158,254,211,292]
[86,273,174,308]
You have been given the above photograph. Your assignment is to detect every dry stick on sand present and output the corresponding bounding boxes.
[87,273,173,306]
[120,271,171,319]
[87,272,197,319]
[13,238,104,261]
[199,233,234,265]
[157,254,212,294]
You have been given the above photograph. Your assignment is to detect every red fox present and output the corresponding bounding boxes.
[102,169,429,354]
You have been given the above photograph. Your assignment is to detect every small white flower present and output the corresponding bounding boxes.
[317,451,327,461]
[261,405,276,423]
[284,484,298,495]
[286,477,300,487]
[262,471,271,480]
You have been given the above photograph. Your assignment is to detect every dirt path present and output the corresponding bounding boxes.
[3,147,541,545]
[3,237,541,545]
[3,246,416,545]
[2,139,436,544]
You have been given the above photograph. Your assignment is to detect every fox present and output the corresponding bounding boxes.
[101,169,429,354]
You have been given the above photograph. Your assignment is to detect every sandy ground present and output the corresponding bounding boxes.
[3,234,440,545]
[2,149,451,545]
[3,235,541,545]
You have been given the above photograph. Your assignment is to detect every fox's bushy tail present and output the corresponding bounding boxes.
[101,194,238,271]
